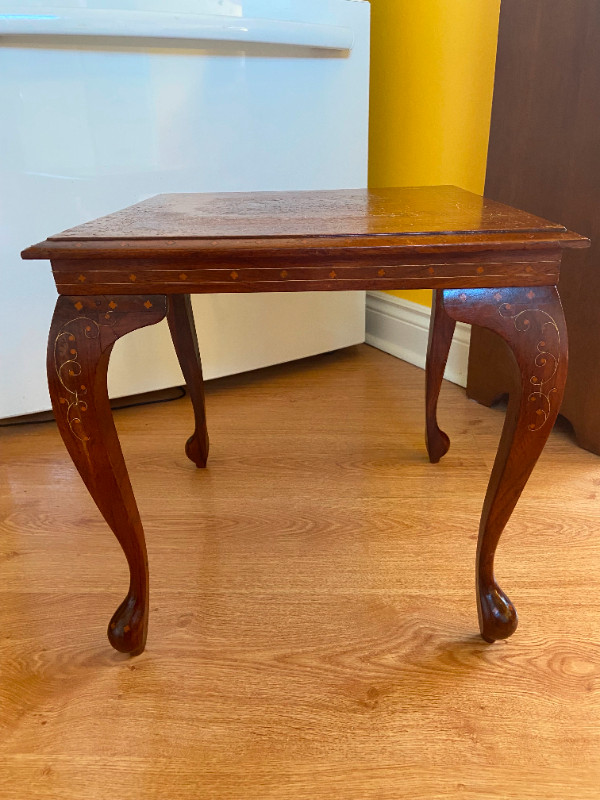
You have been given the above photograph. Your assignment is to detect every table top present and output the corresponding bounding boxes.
[50,185,567,239]
[23,186,588,296]
[24,186,587,260]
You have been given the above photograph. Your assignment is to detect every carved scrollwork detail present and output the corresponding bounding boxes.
[52,296,166,445]
[53,317,103,442]
[498,302,561,432]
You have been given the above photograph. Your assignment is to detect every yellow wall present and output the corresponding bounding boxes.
[368,0,501,307]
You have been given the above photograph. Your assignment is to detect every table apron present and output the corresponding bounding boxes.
[50,250,561,295]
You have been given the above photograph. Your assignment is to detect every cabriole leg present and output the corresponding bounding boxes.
[47,294,167,654]
[167,294,209,468]
[442,287,568,642]
[425,289,457,463]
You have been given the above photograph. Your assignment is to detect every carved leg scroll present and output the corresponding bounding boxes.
[47,294,167,654]
[425,289,457,463]
[442,287,568,642]
[167,294,209,468]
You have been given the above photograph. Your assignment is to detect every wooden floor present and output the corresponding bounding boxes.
[1,344,599,799]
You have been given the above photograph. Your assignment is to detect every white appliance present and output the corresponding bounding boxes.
[0,0,370,418]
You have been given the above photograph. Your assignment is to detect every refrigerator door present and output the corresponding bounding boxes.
[0,0,370,417]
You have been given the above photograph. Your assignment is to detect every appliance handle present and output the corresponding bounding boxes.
[0,8,354,51]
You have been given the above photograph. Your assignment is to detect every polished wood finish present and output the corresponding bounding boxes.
[429,287,568,641]
[26,186,576,239]
[22,187,586,296]
[42,250,565,295]
[467,0,600,453]
[23,187,588,653]
[47,294,167,654]
[2,346,600,799]
[166,294,209,469]
[425,290,455,463]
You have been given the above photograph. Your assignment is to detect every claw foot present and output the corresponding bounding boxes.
[108,592,148,655]
[478,581,518,642]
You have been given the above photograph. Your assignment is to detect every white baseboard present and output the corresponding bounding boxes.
[365,291,471,387]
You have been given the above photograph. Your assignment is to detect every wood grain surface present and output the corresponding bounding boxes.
[46,295,169,655]
[44,249,566,295]
[1,345,599,799]
[42,186,570,240]
[466,0,600,455]
[440,287,569,643]
[21,186,588,296]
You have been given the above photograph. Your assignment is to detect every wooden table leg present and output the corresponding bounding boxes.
[166,294,209,468]
[425,289,457,463]
[441,287,568,642]
[47,294,167,655]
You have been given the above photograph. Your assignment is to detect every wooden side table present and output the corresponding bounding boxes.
[22,186,588,655]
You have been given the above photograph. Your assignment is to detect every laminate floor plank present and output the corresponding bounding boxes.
[1,344,598,799]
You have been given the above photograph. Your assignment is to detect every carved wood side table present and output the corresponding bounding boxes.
[22,186,588,655]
